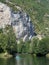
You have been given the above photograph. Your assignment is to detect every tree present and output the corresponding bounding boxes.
[6,26,17,55]
[0,33,8,52]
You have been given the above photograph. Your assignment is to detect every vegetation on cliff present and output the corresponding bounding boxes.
[0,26,17,55]
[0,0,49,36]
[0,26,49,56]
[9,0,49,36]
[0,0,49,57]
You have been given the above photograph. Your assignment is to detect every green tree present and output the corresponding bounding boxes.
[6,26,17,54]
[0,33,8,52]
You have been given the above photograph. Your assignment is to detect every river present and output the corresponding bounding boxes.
[0,54,49,65]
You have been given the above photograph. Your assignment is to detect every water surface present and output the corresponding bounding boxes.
[0,54,49,65]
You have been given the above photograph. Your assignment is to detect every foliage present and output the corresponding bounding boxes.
[17,40,26,53]
[40,37,49,53]
[31,36,49,55]
[5,26,17,54]
[25,40,31,53]
[0,26,17,55]
[0,33,8,52]
[0,29,3,33]
[31,37,39,54]
[0,0,6,3]
[17,40,31,53]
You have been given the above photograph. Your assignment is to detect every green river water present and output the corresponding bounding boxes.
[0,54,49,65]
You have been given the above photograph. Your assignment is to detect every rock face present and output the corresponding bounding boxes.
[0,2,11,28]
[0,2,35,41]
[12,11,35,41]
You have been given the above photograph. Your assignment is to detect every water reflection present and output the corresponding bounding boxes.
[0,58,16,65]
[15,54,49,65]
[0,54,49,65]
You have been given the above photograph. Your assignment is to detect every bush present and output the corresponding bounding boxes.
[17,40,31,53]
[36,39,47,55]
[31,37,39,54]
[0,45,4,53]
[0,33,8,52]
[0,25,49,56]
[0,29,3,33]
[40,37,49,53]
[25,40,31,53]
[31,36,49,55]
[0,26,17,55]
[17,40,24,53]
[6,26,17,54]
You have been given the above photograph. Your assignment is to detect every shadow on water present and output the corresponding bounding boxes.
[0,54,49,65]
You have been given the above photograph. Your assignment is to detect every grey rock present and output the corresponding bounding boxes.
[12,11,35,41]
[0,2,35,41]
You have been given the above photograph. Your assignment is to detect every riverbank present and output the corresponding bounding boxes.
[0,52,13,59]
[0,52,49,59]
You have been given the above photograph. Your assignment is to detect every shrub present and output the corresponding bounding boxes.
[17,40,31,53]
[0,26,17,55]
[31,37,39,54]
[17,40,24,53]
[0,33,8,52]
[31,36,49,55]
[6,26,17,54]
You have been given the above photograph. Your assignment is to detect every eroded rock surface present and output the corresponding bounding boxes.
[0,2,11,28]
[12,11,35,41]
[0,2,35,41]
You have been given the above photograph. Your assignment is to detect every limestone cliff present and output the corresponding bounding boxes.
[0,2,35,41]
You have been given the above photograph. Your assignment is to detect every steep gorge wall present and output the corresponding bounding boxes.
[0,2,35,41]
